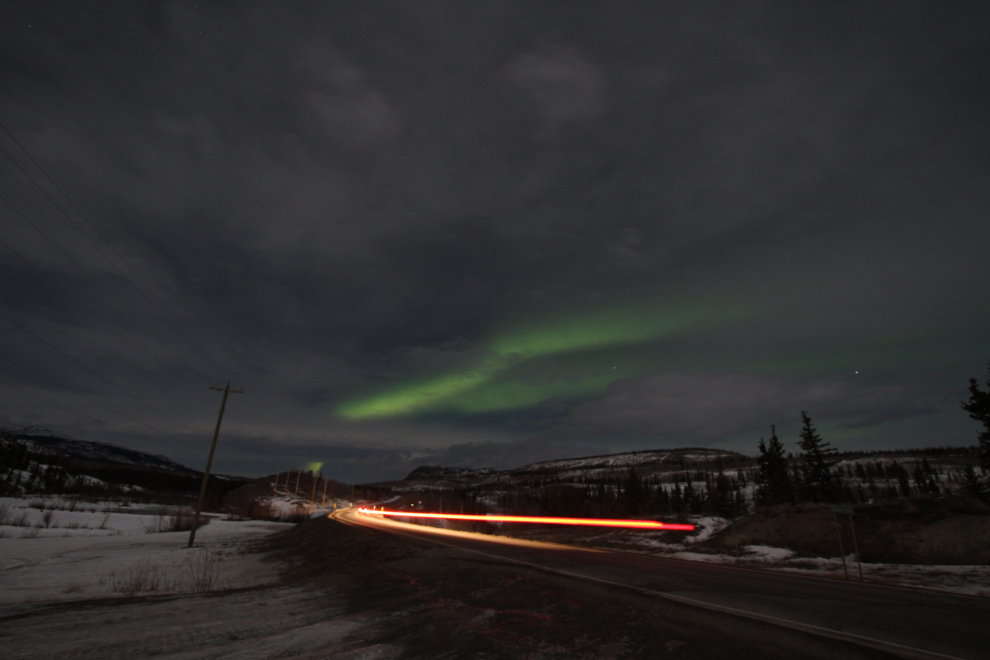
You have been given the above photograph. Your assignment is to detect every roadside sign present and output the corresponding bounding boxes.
[830,505,853,515]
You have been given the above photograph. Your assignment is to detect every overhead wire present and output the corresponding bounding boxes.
[0,119,276,443]
[2,379,106,427]
[0,191,202,372]
[0,143,231,398]
[0,126,231,378]
[0,309,197,434]
[0,193,224,434]
[0,354,164,433]
[0,234,189,378]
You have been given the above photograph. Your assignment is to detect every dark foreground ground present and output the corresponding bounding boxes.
[267,517,927,659]
[0,516,953,659]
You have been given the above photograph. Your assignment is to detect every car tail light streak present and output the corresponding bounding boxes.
[357,507,695,530]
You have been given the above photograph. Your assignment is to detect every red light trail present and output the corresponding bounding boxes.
[357,507,695,530]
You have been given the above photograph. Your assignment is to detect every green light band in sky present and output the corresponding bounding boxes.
[335,302,743,420]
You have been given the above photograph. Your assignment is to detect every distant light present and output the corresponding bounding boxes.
[359,508,695,530]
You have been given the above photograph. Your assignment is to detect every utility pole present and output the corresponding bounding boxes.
[188,383,243,548]
[322,477,328,506]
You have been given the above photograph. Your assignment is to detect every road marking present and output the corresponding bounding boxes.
[341,512,965,660]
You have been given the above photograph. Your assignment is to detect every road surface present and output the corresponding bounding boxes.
[336,507,989,660]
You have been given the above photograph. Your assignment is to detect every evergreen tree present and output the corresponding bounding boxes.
[962,464,987,502]
[756,425,793,506]
[705,469,737,518]
[797,411,838,503]
[670,483,684,513]
[961,363,990,471]
[623,467,644,515]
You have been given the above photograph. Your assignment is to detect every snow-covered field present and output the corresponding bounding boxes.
[0,496,178,538]
[0,497,407,659]
[0,496,294,605]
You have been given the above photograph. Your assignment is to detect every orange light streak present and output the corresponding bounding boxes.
[357,507,695,530]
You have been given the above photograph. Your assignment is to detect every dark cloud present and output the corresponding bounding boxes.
[549,373,938,441]
[1,1,988,480]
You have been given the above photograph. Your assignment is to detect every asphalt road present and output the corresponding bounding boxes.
[336,508,989,660]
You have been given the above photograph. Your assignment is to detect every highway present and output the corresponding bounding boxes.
[336,508,989,660]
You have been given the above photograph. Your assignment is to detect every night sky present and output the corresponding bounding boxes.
[1,2,988,482]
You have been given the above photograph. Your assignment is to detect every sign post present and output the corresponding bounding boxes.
[830,505,854,581]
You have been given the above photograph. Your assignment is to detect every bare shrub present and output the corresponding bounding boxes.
[169,509,199,532]
[21,526,41,538]
[186,547,223,592]
[143,508,202,533]
[42,510,54,528]
[0,502,9,525]
[106,562,178,595]
[11,511,29,527]
[143,508,169,533]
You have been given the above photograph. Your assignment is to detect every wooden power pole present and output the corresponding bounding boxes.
[188,382,243,548]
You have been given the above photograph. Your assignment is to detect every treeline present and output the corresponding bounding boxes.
[0,437,247,506]
[0,438,81,495]
[756,408,990,507]
[496,467,749,519]
[495,406,988,519]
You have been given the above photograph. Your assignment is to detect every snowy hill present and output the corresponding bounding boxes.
[404,466,500,481]
[1,427,195,473]
[513,448,741,474]
[386,448,748,490]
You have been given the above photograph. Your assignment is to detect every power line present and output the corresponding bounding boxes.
[0,130,231,379]
[0,119,275,437]
[1,187,263,437]
[1,378,106,427]
[0,191,202,372]
[0,355,158,432]
[0,234,184,378]
[0,198,227,430]
[0,309,196,435]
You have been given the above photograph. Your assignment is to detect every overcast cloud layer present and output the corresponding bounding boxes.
[1,2,988,482]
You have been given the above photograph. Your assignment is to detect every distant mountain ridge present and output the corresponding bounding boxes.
[401,447,744,483]
[404,466,501,481]
[0,427,196,473]
[514,448,738,474]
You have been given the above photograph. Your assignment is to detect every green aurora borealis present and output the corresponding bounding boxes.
[335,302,747,420]
[335,299,989,423]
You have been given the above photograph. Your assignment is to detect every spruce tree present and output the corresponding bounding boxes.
[623,467,644,515]
[963,465,987,502]
[797,411,838,503]
[756,425,793,506]
[961,363,990,471]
